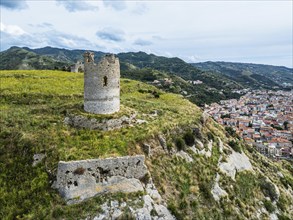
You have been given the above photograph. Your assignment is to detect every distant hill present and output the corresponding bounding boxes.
[1,46,291,105]
[0,46,69,70]
[23,46,106,63]
[0,46,243,106]
[192,61,293,89]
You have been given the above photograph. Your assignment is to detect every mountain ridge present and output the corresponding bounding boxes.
[1,46,292,106]
[192,61,293,89]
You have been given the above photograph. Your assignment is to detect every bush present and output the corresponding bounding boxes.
[277,195,287,211]
[193,128,203,140]
[153,91,160,98]
[199,183,213,200]
[175,138,186,151]
[263,199,275,213]
[228,140,242,153]
[259,178,278,201]
[277,214,291,220]
[225,127,238,138]
[207,132,214,141]
[167,202,184,220]
[183,131,195,146]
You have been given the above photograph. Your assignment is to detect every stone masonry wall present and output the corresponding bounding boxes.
[84,53,120,114]
[53,155,148,204]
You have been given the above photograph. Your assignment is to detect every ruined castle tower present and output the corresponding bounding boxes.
[83,52,120,114]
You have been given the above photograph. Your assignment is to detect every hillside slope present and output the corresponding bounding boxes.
[192,61,293,89]
[0,47,69,70]
[0,70,292,219]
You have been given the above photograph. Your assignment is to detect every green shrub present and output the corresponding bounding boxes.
[225,127,238,138]
[277,195,287,211]
[228,140,242,153]
[167,142,173,151]
[167,202,184,220]
[277,214,291,220]
[183,131,195,146]
[193,128,203,140]
[175,138,186,151]
[259,178,278,201]
[150,208,158,216]
[263,199,275,213]
[207,132,214,141]
[199,183,213,200]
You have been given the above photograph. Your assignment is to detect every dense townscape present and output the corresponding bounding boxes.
[205,90,293,160]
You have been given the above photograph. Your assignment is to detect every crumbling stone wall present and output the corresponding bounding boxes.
[83,52,120,114]
[70,61,84,73]
[53,155,147,204]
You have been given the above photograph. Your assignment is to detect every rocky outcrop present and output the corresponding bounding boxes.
[176,151,193,163]
[32,153,45,166]
[53,155,148,204]
[93,194,175,220]
[219,151,253,180]
[53,155,175,219]
[211,173,228,201]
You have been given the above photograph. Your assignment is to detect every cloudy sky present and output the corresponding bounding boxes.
[1,0,292,67]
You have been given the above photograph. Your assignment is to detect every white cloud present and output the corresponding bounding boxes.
[103,0,126,11]
[96,27,125,42]
[0,22,27,36]
[0,1,292,67]
[133,38,152,46]
[56,0,98,12]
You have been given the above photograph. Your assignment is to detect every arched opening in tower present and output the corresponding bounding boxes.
[103,76,108,87]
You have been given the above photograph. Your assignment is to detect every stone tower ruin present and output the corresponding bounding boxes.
[83,52,120,114]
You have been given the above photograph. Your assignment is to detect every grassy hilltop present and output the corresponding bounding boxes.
[0,70,292,219]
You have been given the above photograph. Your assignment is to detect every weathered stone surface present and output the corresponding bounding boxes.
[200,112,209,125]
[146,182,162,203]
[218,137,224,153]
[142,143,151,157]
[158,135,167,150]
[219,151,253,179]
[154,204,176,220]
[176,151,193,163]
[211,173,228,201]
[188,140,213,158]
[195,139,204,149]
[64,113,139,131]
[32,153,45,166]
[92,194,175,220]
[83,53,120,115]
[53,155,148,203]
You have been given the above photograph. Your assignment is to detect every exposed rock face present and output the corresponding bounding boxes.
[32,153,45,166]
[219,151,253,180]
[189,140,213,158]
[176,151,194,163]
[64,113,137,131]
[158,135,167,150]
[211,173,228,201]
[53,155,148,204]
[93,195,175,220]
[53,155,175,219]
[83,52,120,114]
